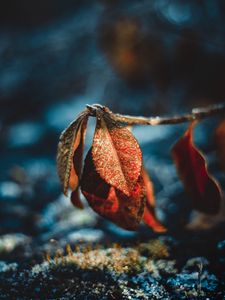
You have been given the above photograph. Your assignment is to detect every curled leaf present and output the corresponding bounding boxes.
[142,168,167,232]
[81,150,145,230]
[57,111,88,196]
[70,189,84,209]
[172,122,222,215]
[92,112,142,196]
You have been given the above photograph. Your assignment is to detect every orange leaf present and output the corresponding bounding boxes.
[92,112,142,196]
[172,122,222,215]
[57,111,88,196]
[142,168,167,232]
[81,150,145,231]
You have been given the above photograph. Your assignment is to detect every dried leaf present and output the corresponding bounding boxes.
[142,168,167,232]
[172,122,222,215]
[57,111,88,196]
[70,189,84,209]
[81,150,145,230]
[92,112,142,196]
[215,119,225,169]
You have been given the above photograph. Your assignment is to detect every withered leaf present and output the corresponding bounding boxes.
[215,119,225,170]
[92,112,142,196]
[81,149,145,231]
[57,111,88,196]
[142,168,167,232]
[172,122,222,215]
[70,189,84,209]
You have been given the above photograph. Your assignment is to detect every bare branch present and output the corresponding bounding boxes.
[107,103,225,126]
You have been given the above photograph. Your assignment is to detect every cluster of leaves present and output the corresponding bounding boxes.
[57,105,224,232]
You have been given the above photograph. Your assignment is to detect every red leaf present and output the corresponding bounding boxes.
[92,112,142,196]
[172,122,222,215]
[215,119,225,170]
[70,189,84,209]
[142,168,167,232]
[57,111,88,196]
[81,149,145,231]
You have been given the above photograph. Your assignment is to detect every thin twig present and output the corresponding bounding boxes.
[111,103,225,125]
[86,103,225,126]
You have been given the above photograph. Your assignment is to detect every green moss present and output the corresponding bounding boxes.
[47,247,144,274]
[39,239,169,277]
[138,240,169,259]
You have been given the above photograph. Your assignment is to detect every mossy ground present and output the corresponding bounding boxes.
[0,237,224,299]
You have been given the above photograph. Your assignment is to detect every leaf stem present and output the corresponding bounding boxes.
[86,103,225,126]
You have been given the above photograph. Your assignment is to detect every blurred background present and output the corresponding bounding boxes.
[0,0,225,255]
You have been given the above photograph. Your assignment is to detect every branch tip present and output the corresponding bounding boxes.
[86,102,225,125]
